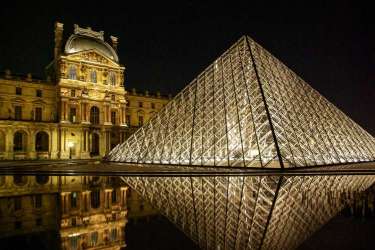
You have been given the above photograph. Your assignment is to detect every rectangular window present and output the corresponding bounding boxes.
[16,87,22,95]
[112,190,117,203]
[35,107,42,122]
[69,108,76,123]
[71,89,76,97]
[36,218,42,226]
[111,111,117,125]
[15,221,22,230]
[151,103,155,109]
[35,194,42,208]
[138,116,144,126]
[110,228,118,241]
[70,236,78,250]
[126,115,131,126]
[70,192,78,209]
[14,197,22,211]
[36,89,42,97]
[90,232,98,247]
[111,94,116,101]
[138,102,143,108]
[15,106,22,120]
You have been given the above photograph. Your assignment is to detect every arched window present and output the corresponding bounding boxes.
[90,106,100,125]
[109,72,116,86]
[90,70,97,83]
[14,131,27,152]
[35,131,49,152]
[68,66,77,80]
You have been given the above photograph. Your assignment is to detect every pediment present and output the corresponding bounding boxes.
[65,49,120,67]
[10,97,26,103]
[32,99,47,105]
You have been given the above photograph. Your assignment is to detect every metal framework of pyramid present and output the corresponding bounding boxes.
[108,36,375,249]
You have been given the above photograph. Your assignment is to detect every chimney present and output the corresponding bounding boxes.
[4,69,11,79]
[110,36,118,51]
[26,73,32,82]
[54,22,64,59]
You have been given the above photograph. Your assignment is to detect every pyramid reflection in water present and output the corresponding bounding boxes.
[108,36,375,249]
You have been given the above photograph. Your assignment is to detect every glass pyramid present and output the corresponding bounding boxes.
[108,36,375,249]
[109,36,375,168]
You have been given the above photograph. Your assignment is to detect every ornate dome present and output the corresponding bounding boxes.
[64,25,119,62]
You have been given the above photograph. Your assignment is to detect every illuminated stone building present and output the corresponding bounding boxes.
[0,176,128,249]
[0,22,170,160]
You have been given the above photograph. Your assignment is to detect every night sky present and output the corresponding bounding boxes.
[0,1,374,135]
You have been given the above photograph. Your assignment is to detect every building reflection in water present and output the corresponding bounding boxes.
[0,176,128,249]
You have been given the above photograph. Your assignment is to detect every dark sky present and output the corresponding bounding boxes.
[0,1,374,136]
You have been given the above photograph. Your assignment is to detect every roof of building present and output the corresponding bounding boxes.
[64,25,119,62]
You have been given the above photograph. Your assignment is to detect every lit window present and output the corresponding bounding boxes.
[90,70,97,83]
[126,115,130,126]
[109,72,116,86]
[35,132,49,152]
[68,66,77,80]
[35,194,42,208]
[112,190,117,203]
[91,232,98,247]
[36,89,42,97]
[70,192,78,209]
[14,131,26,151]
[138,116,144,126]
[69,107,76,123]
[111,111,117,125]
[90,106,100,125]
[15,106,22,120]
[91,190,100,209]
[16,87,22,95]
[35,107,42,122]
[110,228,118,241]
[70,236,78,250]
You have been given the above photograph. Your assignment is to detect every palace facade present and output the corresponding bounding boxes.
[0,22,170,160]
[0,176,128,249]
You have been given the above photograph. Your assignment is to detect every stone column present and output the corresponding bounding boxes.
[5,129,14,160]
[28,130,36,159]
[51,128,59,159]
[104,104,111,125]
[61,101,68,122]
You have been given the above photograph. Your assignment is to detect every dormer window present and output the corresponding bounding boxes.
[109,72,116,86]
[68,66,77,80]
[90,70,97,83]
